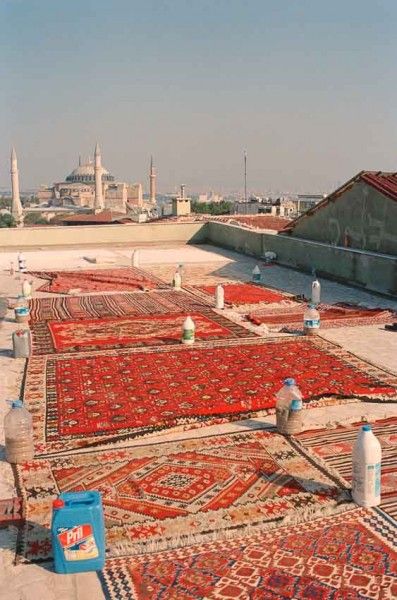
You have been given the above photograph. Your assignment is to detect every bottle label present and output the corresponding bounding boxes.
[57,524,99,561]
[304,318,320,329]
[183,329,195,341]
[15,307,29,316]
[368,463,381,497]
[252,274,261,282]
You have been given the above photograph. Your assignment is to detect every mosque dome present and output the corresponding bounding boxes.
[65,160,115,184]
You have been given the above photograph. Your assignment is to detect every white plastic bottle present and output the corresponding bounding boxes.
[182,316,195,345]
[252,265,261,283]
[4,400,34,463]
[22,279,32,299]
[215,284,224,309]
[311,279,321,305]
[131,249,140,268]
[173,271,182,290]
[352,424,382,507]
[275,378,302,434]
[303,303,320,335]
[18,252,27,273]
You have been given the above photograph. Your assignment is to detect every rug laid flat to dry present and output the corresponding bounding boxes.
[195,283,290,306]
[29,289,212,324]
[24,337,397,455]
[248,303,396,331]
[16,428,350,562]
[30,311,256,355]
[100,507,397,600]
[28,267,166,294]
[295,417,397,522]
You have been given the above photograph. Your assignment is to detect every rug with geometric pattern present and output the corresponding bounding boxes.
[16,428,350,562]
[100,507,397,599]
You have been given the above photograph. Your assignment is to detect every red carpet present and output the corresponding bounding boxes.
[28,267,165,293]
[198,283,288,305]
[32,312,253,354]
[248,303,396,330]
[24,337,397,454]
[100,508,397,599]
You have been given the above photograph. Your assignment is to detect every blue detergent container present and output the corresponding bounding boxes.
[51,491,106,574]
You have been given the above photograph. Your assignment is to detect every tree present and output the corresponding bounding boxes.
[23,212,49,225]
[0,214,16,227]
[191,201,232,215]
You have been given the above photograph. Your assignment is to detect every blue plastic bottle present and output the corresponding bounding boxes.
[51,491,106,573]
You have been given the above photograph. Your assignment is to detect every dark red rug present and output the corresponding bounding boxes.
[28,267,165,294]
[31,311,255,354]
[197,283,289,305]
[24,337,397,455]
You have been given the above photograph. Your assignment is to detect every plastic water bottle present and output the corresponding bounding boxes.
[173,270,182,290]
[131,250,140,268]
[252,265,261,282]
[275,378,303,434]
[311,279,321,305]
[14,296,30,323]
[352,424,382,507]
[18,252,27,273]
[13,329,31,358]
[22,279,32,299]
[215,284,224,309]
[182,315,195,345]
[4,400,34,463]
[303,303,320,336]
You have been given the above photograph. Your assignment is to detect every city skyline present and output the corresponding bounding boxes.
[1,1,397,193]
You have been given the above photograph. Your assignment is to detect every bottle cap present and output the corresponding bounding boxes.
[284,378,296,386]
[11,400,23,409]
[362,424,372,432]
[53,498,65,510]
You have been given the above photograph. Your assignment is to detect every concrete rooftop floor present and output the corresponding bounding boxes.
[0,243,396,599]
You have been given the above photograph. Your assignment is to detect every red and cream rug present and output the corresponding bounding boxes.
[30,311,256,355]
[194,283,291,306]
[16,428,349,562]
[100,507,397,599]
[23,337,397,455]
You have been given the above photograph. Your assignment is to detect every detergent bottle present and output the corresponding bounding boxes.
[173,270,182,290]
[182,315,195,345]
[51,491,106,574]
[22,279,32,299]
[352,425,382,507]
[215,284,225,309]
[311,279,321,305]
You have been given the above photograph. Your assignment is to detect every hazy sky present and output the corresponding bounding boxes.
[1,0,397,195]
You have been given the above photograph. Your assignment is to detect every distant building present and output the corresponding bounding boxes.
[172,185,191,216]
[290,194,325,216]
[282,171,397,255]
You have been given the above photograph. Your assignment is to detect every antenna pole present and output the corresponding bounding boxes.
[244,150,247,202]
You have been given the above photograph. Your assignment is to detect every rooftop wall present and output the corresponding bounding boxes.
[0,222,207,250]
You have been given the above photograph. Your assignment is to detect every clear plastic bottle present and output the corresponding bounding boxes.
[275,378,302,434]
[303,303,320,335]
[4,400,34,463]
[252,265,261,282]
[311,279,321,305]
[352,424,382,507]
[14,295,30,323]
[215,284,225,309]
[182,315,195,345]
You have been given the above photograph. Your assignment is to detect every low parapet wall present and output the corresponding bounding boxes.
[0,221,207,250]
[207,221,397,296]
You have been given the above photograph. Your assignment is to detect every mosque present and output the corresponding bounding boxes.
[36,144,156,214]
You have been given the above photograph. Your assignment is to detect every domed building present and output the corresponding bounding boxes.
[37,146,143,213]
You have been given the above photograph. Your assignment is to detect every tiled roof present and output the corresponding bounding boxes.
[61,210,125,224]
[281,171,397,233]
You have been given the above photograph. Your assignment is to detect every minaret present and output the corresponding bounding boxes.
[149,156,156,204]
[94,142,104,213]
[10,148,24,226]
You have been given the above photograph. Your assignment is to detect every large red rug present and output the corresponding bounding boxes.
[196,283,289,305]
[16,428,349,562]
[100,508,397,599]
[28,267,165,294]
[23,337,397,455]
[31,311,255,354]
[296,416,397,522]
[248,303,396,330]
[28,290,212,324]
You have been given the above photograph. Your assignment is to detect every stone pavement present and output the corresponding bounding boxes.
[0,243,396,599]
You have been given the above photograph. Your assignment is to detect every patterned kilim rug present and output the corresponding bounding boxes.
[24,337,397,455]
[248,303,396,331]
[30,311,256,355]
[99,507,397,599]
[194,283,291,306]
[28,289,212,324]
[295,417,397,522]
[28,267,166,293]
[16,428,351,562]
